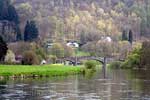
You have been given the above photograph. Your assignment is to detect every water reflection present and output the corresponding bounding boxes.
[0,69,150,100]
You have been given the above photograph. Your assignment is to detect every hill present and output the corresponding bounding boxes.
[3,0,150,42]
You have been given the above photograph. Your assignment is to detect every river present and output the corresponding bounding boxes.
[0,68,150,100]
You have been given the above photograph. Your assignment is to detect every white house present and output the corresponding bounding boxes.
[66,41,79,48]
[105,37,112,42]
[101,36,112,42]
[41,60,47,65]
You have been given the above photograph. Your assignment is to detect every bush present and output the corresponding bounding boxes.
[109,61,122,69]
[84,60,97,70]
[121,54,140,69]
[22,51,39,65]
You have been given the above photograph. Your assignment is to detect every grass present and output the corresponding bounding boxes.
[0,64,84,78]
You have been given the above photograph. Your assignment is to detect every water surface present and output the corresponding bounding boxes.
[0,69,150,100]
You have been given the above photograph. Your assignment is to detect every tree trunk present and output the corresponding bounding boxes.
[102,57,107,78]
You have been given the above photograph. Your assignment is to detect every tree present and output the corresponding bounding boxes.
[81,41,97,56]
[8,5,19,24]
[128,30,133,44]
[0,0,19,24]
[0,36,8,62]
[96,40,113,57]
[122,30,128,41]
[0,0,9,20]
[140,18,147,36]
[24,20,39,42]
[24,21,30,41]
[0,0,3,20]
[118,41,131,59]
[49,43,64,58]
[5,50,15,63]
[16,25,22,41]
[140,41,150,68]
[63,45,74,57]
[22,51,39,65]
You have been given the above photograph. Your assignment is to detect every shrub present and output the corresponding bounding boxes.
[109,61,122,69]
[84,60,97,70]
[114,42,142,69]
[22,51,39,65]
[121,54,140,69]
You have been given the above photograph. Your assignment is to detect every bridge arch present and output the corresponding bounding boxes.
[63,59,76,65]
[62,56,105,66]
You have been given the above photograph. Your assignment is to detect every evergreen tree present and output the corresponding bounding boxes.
[0,0,19,23]
[122,30,128,41]
[24,20,39,42]
[24,21,30,41]
[0,0,10,20]
[0,35,8,62]
[16,25,22,41]
[8,5,19,24]
[128,30,133,44]
[0,0,3,20]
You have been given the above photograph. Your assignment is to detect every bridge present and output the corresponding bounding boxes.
[57,56,117,78]
[57,56,115,67]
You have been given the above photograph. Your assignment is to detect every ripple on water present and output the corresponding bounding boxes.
[15,84,28,87]
[1,89,28,99]
[2,93,25,99]
[117,90,136,93]
[79,93,101,100]
[49,82,72,85]
[96,79,112,81]
[0,85,8,88]
[32,86,49,90]
[42,94,57,99]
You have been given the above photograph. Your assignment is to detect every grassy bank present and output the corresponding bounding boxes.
[0,64,84,78]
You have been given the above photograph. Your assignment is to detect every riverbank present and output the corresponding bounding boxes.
[0,64,84,78]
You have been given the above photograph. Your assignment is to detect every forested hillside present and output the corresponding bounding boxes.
[0,0,149,42]
[10,0,149,42]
